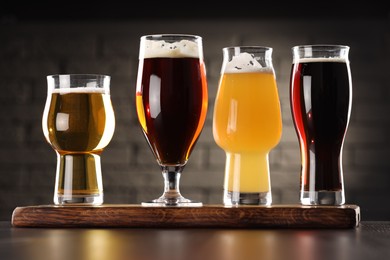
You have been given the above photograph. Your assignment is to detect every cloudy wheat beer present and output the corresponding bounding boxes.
[213,47,282,206]
[290,45,352,205]
[42,74,115,205]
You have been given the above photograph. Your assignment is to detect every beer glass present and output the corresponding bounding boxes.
[289,45,352,205]
[135,34,208,206]
[42,74,115,205]
[213,46,282,206]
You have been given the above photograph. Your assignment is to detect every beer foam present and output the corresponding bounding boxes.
[224,52,271,73]
[143,39,200,58]
[52,87,107,94]
[294,57,348,63]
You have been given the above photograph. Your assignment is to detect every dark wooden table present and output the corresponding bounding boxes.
[1,221,389,260]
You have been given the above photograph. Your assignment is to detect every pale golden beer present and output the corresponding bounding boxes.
[213,47,282,205]
[42,74,115,205]
[45,91,115,154]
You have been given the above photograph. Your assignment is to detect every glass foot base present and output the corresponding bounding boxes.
[141,196,203,207]
[223,190,272,206]
[300,191,345,205]
[54,194,103,205]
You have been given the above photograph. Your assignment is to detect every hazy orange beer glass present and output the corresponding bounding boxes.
[213,47,282,205]
[42,74,115,205]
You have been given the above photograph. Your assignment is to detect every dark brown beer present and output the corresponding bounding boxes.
[136,57,208,166]
[290,60,352,193]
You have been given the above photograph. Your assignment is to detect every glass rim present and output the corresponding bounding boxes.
[292,44,350,50]
[141,34,202,40]
[46,74,111,92]
[47,74,111,79]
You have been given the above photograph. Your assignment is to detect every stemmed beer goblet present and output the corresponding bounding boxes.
[135,34,208,207]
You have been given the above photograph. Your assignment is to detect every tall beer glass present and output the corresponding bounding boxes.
[290,45,352,205]
[42,74,115,205]
[135,34,208,207]
[213,47,282,206]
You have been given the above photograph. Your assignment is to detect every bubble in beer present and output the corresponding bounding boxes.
[143,39,200,58]
[224,52,270,73]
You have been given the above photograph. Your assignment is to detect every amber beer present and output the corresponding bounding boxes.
[42,74,115,205]
[135,36,208,166]
[135,34,208,206]
[290,45,352,205]
[136,57,207,165]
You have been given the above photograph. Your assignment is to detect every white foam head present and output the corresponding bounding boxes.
[52,87,107,95]
[142,39,200,58]
[224,52,271,73]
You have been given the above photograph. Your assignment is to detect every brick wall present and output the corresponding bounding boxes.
[1,18,389,220]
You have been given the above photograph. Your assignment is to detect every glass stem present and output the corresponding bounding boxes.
[161,165,184,199]
[141,164,202,206]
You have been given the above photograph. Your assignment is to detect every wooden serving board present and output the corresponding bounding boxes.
[11,204,360,229]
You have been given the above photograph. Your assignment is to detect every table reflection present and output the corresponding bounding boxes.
[10,227,360,259]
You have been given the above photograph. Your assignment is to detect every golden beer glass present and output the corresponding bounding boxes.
[42,74,115,205]
[213,47,282,206]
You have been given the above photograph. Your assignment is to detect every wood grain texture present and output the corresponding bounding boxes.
[11,204,360,229]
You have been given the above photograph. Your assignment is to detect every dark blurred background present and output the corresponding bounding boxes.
[1,1,389,221]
